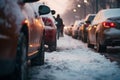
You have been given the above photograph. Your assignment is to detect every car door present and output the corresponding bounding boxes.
[29,2,45,48]
[22,3,42,54]
[90,24,97,44]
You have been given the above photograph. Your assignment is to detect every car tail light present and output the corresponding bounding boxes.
[102,22,116,28]
[84,23,90,27]
[22,19,29,25]
[42,17,53,27]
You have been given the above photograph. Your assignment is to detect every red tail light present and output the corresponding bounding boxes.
[22,19,29,25]
[85,24,89,27]
[42,17,53,27]
[102,22,116,28]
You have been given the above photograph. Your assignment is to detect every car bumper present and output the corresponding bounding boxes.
[45,29,56,43]
[103,28,120,46]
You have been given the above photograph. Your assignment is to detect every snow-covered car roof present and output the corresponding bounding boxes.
[29,1,56,26]
[92,8,120,24]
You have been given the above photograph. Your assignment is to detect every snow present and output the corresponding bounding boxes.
[92,8,120,25]
[29,35,120,80]
[0,0,24,32]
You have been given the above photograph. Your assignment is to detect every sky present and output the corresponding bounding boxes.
[40,0,74,15]
[29,35,120,80]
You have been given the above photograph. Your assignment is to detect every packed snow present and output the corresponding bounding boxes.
[29,35,120,80]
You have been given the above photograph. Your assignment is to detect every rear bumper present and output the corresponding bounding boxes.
[45,41,56,46]
[104,38,120,46]
[103,28,120,46]
[45,29,56,44]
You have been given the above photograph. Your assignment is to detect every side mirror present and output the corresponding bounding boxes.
[39,5,51,15]
[23,0,39,3]
[51,10,56,15]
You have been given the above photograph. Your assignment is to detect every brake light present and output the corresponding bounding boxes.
[42,17,53,27]
[22,19,29,25]
[102,22,116,28]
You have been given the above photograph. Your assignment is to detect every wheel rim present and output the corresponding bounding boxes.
[21,40,27,80]
[17,33,27,80]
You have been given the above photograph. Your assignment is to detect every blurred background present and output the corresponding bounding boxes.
[41,0,120,25]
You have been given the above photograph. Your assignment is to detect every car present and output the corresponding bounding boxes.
[72,20,83,39]
[87,8,120,52]
[79,14,96,42]
[41,10,57,51]
[31,2,57,51]
[0,0,51,79]
[64,25,73,36]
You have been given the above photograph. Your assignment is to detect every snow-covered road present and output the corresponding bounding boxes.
[29,35,120,80]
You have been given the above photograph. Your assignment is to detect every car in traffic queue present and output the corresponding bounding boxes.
[79,14,96,42]
[64,24,73,36]
[72,20,83,39]
[87,8,120,52]
[41,10,57,51]
[0,0,51,79]
[31,1,57,51]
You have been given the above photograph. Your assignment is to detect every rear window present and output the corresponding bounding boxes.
[85,14,96,21]
[87,16,95,21]
[104,9,120,18]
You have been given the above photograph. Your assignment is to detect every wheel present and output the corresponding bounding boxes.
[15,32,28,80]
[31,36,45,66]
[49,41,57,51]
[81,33,84,42]
[49,35,57,51]
[87,36,94,48]
[57,30,60,40]
[96,37,106,52]
[82,33,87,43]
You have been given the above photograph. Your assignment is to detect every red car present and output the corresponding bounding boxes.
[42,15,57,51]
[0,0,50,79]
[31,2,57,51]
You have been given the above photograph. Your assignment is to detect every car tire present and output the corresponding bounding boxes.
[15,32,28,80]
[49,40,57,51]
[49,34,57,51]
[96,37,106,52]
[31,36,45,66]
[87,36,94,48]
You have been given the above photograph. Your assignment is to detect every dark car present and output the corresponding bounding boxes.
[0,0,50,79]
[79,14,96,42]
[87,8,120,52]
